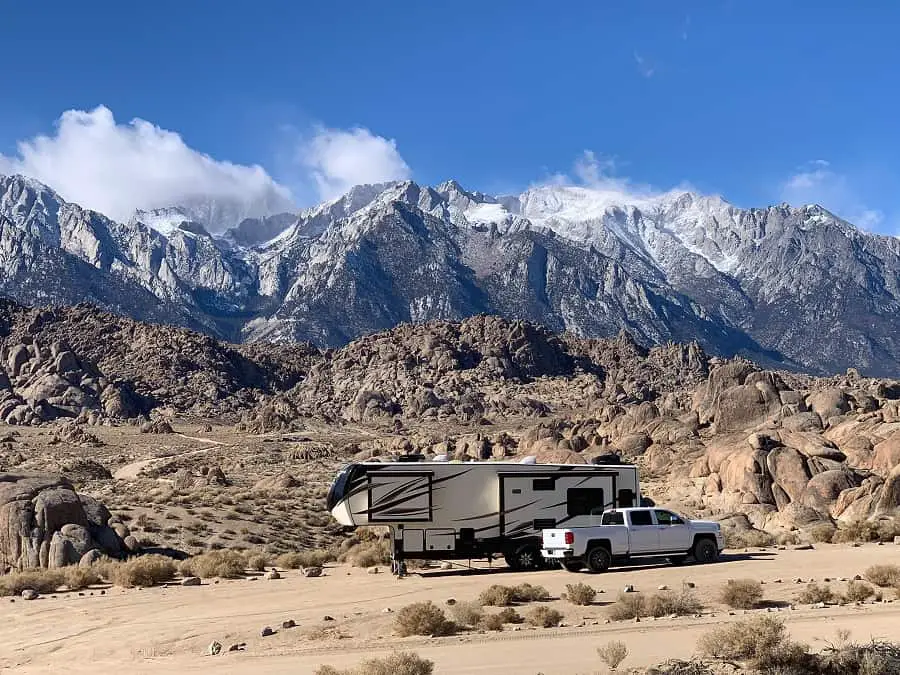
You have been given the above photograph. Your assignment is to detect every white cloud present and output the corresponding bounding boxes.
[299,126,411,201]
[633,51,656,78]
[0,106,294,229]
[547,150,661,203]
[781,161,885,231]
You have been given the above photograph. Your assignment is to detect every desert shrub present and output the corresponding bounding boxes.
[832,520,879,543]
[180,550,246,579]
[394,602,456,637]
[63,566,101,590]
[526,606,563,627]
[597,640,629,671]
[104,554,176,588]
[698,616,788,662]
[0,569,65,596]
[874,517,900,543]
[808,522,837,543]
[277,549,335,569]
[448,600,483,627]
[479,584,516,606]
[607,592,646,620]
[864,564,900,588]
[796,582,837,604]
[314,651,434,675]
[646,590,703,617]
[339,541,391,568]
[245,552,271,571]
[845,580,876,603]
[775,531,801,546]
[726,529,774,548]
[720,579,763,609]
[497,607,524,624]
[512,582,549,602]
[565,582,597,606]
[479,613,505,631]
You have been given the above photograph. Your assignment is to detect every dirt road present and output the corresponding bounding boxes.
[2,543,898,674]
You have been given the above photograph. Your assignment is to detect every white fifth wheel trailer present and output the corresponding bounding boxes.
[326,457,640,572]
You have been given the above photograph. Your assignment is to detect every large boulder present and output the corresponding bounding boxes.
[806,389,850,423]
[0,473,124,570]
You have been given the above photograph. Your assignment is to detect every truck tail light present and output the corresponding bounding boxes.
[564,532,574,545]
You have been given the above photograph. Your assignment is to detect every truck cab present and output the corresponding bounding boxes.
[541,507,724,573]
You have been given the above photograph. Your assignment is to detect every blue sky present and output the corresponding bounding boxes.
[1,1,898,232]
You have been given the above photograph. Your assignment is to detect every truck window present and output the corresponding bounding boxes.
[601,511,624,525]
[566,488,605,516]
[629,510,653,526]
[654,510,684,525]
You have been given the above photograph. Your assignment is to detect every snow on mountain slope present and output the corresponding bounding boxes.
[4,171,900,375]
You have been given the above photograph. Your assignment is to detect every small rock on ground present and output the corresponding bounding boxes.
[207,641,222,656]
[282,619,296,629]
[21,589,38,600]
[181,577,201,587]
[260,626,275,637]
[303,566,323,578]
[264,570,281,580]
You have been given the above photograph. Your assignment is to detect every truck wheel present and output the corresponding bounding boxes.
[692,538,718,563]
[505,544,543,571]
[585,546,611,573]
[562,560,583,573]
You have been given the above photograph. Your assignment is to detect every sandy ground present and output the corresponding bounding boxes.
[3,543,900,674]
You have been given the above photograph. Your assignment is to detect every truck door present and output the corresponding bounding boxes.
[627,509,659,553]
[654,510,692,551]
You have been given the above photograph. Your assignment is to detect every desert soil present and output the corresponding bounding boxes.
[3,544,899,674]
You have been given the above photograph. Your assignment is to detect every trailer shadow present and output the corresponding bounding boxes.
[416,551,775,578]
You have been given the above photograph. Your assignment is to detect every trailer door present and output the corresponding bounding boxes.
[367,472,433,522]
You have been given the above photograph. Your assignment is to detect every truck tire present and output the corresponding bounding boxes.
[585,546,611,573]
[505,544,543,571]
[562,560,583,573]
[692,537,718,563]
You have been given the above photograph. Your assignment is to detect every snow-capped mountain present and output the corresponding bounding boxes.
[3,172,900,376]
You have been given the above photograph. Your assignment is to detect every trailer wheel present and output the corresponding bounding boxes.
[505,544,543,571]
[585,546,611,573]
[692,537,718,564]
[562,560,583,573]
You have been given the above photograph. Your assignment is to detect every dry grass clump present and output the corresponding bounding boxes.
[448,600,484,628]
[179,550,246,579]
[315,651,434,675]
[725,528,774,548]
[276,549,335,569]
[797,582,837,605]
[63,566,101,590]
[564,582,597,606]
[720,579,763,609]
[0,568,65,596]
[245,551,271,571]
[339,541,391,568]
[864,564,900,588]
[497,607,524,624]
[608,589,702,620]
[844,580,876,603]
[394,602,456,637]
[597,640,629,671]
[832,520,880,543]
[646,589,703,618]
[478,583,549,606]
[698,616,790,662]
[479,613,505,631]
[808,522,837,543]
[512,582,549,602]
[101,554,176,588]
[526,606,563,628]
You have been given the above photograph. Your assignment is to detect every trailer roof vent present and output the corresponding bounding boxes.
[519,455,537,464]
[433,454,449,462]
[397,454,426,463]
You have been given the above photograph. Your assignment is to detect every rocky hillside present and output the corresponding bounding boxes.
[4,174,900,375]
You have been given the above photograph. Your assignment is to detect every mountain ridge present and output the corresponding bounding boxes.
[2,172,899,375]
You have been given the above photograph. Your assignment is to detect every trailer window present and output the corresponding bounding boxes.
[566,488,605,517]
[533,478,555,491]
[617,488,635,507]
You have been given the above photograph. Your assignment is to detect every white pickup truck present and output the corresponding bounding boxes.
[541,507,725,573]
